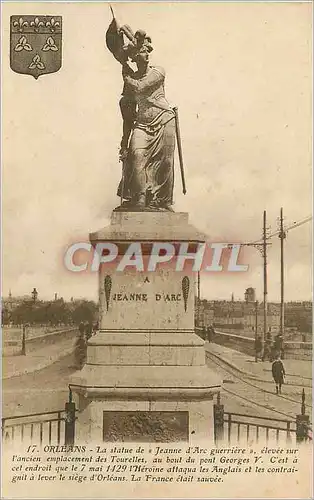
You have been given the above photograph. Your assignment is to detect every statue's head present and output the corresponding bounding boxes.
[133,45,150,66]
[123,29,153,65]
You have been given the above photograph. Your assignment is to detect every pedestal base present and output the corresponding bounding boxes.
[71,211,221,444]
[71,331,220,444]
[75,398,216,444]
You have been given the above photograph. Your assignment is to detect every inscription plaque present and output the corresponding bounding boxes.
[103,411,189,442]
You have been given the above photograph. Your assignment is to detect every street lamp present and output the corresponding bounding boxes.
[254,300,259,362]
[21,324,26,355]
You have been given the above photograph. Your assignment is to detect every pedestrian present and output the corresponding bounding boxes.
[270,340,277,362]
[262,341,270,361]
[274,333,285,359]
[255,335,263,361]
[209,325,215,342]
[79,321,85,335]
[271,354,286,394]
[202,326,207,341]
[262,333,272,361]
[75,332,86,369]
[85,322,93,341]
[206,326,211,343]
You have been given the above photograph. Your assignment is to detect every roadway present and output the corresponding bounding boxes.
[205,349,312,422]
[3,347,311,425]
[2,353,77,418]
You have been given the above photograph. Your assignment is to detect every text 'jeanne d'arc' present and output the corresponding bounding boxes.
[112,293,182,302]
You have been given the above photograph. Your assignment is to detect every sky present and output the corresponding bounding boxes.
[2,2,312,303]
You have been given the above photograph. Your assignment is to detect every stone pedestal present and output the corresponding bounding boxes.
[71,211,221,444]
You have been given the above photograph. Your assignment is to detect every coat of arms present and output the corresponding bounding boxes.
[10,15,62,79]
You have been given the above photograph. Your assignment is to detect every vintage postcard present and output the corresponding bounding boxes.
[1,1,313,499]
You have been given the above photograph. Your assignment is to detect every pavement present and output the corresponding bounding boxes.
[205,341,312,387]
[2,332,311,386]
[3,326,73,343]
[2,335,77,380]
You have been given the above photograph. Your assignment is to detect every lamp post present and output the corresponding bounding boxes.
[263,211,268,347]
[21,324,26,355]
[255,300,259,362]
[279,207,286,339]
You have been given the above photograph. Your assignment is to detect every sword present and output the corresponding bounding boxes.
[109,4,136,45]
[109,4,115,19]
[173,106,187,195]
[119,151,127,205]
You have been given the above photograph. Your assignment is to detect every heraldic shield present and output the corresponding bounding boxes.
[10,15,62,79]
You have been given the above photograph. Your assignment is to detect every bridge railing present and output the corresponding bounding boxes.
[214,390,312,446]
[2,389,77,446]
[2,410,65,445]
[223,411,296,445]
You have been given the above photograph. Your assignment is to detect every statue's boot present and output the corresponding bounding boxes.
[132,193,146,209]
[148,200,174,212]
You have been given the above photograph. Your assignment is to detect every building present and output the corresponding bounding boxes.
[2,293,30,310]
[244,287,256,303]
[284,301,312,333]
[195,298,281,334]
[195,299,214,328]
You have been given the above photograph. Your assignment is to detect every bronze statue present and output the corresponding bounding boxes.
[106,10,185,212]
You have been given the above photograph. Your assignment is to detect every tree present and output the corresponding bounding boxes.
[1,306,10,326]
[8,298,97,327]
[72,301,97,325]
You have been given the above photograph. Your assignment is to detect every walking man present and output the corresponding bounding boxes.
[274,333,285,359]
[262,332,272,361]
[271,354,286,394]
[255,335,263,361]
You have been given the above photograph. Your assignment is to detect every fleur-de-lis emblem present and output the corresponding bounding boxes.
[10,14,62,79]
[45,18,60,32]
[13,17,28,33]
[14,36,32,52]
[28,54,45,70]
[181,276,190,312]
[30,17,44,32]
[42,36,58,52]
[104,275,112,312]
